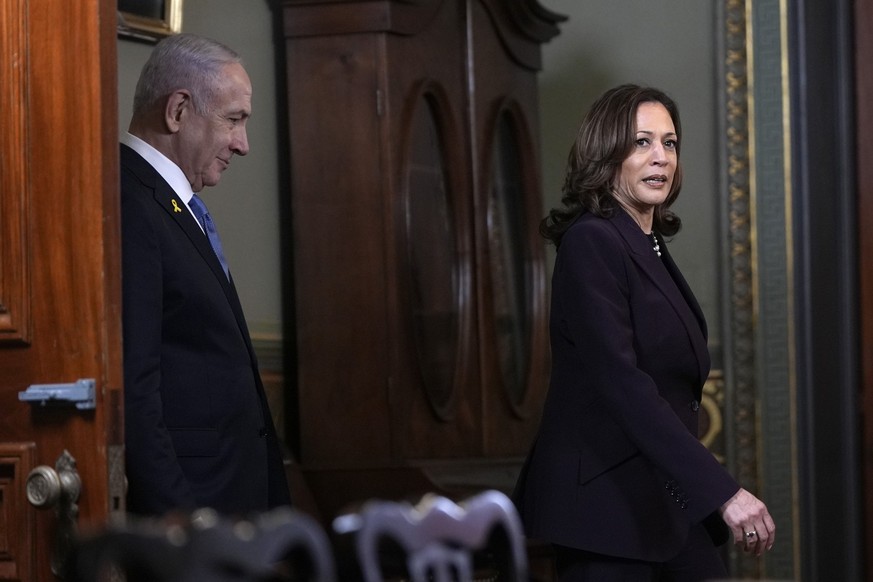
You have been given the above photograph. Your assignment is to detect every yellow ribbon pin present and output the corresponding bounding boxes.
[171,199,182,213]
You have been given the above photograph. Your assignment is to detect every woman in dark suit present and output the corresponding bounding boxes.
[513,85,774,581]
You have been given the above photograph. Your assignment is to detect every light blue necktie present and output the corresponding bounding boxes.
[188,194,230,280]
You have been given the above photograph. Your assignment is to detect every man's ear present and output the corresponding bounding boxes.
[164,90,192,133]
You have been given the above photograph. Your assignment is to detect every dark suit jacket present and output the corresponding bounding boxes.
[513,209,737,561]
[120,144,290,516]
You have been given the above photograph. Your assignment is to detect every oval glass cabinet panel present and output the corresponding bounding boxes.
[404,97,460,417]
[488,113,531,404]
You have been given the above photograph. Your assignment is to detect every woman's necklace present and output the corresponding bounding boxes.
[647,232,662,257]
[619,201,660,256]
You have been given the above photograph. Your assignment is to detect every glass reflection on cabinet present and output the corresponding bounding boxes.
[488,114,530,403]
[405,97,459,416]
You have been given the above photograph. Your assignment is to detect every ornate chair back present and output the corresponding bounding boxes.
[71,506,336,582]
[333,490,528,582]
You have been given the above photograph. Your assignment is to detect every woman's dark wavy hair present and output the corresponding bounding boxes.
[540,84,684,247]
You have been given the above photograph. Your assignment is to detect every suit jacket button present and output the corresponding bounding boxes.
[258,428,267,438]
[691,400,700,412]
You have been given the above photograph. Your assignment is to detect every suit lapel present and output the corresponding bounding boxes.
[153,182,229,284]
[121,145,254,355]
[152,184,254,336]
[610,211,710,387]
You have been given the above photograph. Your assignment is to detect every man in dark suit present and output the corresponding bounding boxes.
[121,33,289,516]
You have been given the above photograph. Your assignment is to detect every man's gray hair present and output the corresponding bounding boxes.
[132,33,242,117]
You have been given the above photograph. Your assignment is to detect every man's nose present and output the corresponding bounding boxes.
[233,129,249,156]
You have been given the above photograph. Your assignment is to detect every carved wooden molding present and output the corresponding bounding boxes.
[281,0,565,71]
[0,0,31,345]
[281,0,446,38]
[0,442,36,581]
[478,0,565,70]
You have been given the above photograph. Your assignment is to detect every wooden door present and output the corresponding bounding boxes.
[0,0,121,580]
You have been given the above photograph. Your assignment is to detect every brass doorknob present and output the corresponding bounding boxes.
[25,451,81,510]
[24,451,81,577]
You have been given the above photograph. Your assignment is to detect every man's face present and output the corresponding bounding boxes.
[177,62,252,192]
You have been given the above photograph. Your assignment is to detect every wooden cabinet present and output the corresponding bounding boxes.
[278,0,562,511]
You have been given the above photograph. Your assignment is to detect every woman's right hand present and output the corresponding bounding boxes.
[719,487,776,556]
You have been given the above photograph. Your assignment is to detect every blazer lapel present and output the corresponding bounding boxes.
[151,184,225,283]
[121,145,253,351]
[151,183,254,330]
[610,211,711,388]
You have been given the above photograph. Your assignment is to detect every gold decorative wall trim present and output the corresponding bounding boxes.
[117,0,183,42]
[724,0,758,483]
[723,0,760,577]
[700,371,725,463]
[778,0,802,577]
[723,0,798,578]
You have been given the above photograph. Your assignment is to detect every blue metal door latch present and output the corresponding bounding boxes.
[18,379,96,410]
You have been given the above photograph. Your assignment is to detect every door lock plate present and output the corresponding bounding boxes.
[18,378,96,410]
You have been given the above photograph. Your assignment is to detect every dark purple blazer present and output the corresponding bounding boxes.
[513,209,738,561]
[120,144,290,516]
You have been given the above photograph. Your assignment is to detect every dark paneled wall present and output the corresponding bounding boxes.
[790,0,863,580]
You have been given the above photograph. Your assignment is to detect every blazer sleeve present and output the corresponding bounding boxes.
[121,182,197,514]
[556,223,738,523]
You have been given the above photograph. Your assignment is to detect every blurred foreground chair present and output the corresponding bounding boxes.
[70,506,336,582]
[333,489,527,582]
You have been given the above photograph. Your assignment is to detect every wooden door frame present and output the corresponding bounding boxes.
[0,0,120,579]
[856,0,873,579]
[786,0,863,579]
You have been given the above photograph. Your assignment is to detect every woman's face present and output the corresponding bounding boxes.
[612,101,677,227]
